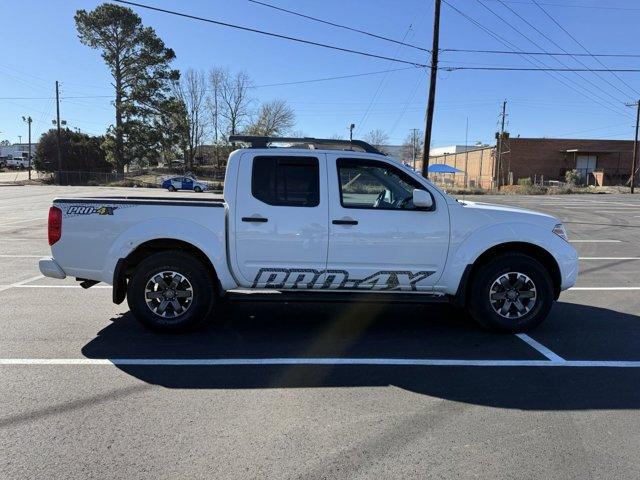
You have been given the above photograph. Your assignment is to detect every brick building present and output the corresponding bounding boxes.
[422,138,635,189]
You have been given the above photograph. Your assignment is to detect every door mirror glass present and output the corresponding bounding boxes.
[412,189,433,209]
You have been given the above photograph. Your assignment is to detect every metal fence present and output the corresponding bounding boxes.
[0,167,226,189]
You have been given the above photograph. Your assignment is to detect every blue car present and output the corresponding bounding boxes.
[161,176,207,192]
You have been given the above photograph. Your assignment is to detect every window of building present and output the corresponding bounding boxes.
[337,159,432,210]
[252,156,320,207]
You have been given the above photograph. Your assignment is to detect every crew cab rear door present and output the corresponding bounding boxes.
[233,152,329,288]
[325,154,450,291]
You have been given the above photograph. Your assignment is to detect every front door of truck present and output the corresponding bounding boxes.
[234,152,329,288]
[325,156,450,291]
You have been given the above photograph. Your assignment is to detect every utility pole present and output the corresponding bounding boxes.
[22,116,32,180]
[410,128,419,169]
[464,117,469,187]
[630,100,640,194]
[349,123,355,141]
[55,81,62,185]
[421,0,441,179]
[496,100,507,188]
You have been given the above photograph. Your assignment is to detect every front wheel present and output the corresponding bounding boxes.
[126,251,215,332]
[467,253,554,332]
[193,186,202,193]
[168,185,177,192]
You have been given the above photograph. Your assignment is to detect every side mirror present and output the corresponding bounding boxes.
[412,189,433,209]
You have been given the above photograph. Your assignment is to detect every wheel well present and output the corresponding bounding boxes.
[459,242,562,306]
[112,238,220,304]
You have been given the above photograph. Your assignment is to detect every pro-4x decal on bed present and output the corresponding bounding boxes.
[64,204,135,218]
[251,268,435,291]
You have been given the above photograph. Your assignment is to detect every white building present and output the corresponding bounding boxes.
[429,145,477,157]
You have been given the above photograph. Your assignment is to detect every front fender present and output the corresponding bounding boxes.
[100,217,236,290]
[439,222,578,295]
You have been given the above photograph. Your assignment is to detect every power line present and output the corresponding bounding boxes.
[531,0,640,97]
[443,48,640,58]
[0,95,113,100]
[358,13,421,132]
[441,0,633,119]
[251,66,423,88]
[247,0,429,53]
[113,0,427,67]
[494,0,634,101]
[475,0,627,106]
[487,0,640,12]
[445,66,640,72]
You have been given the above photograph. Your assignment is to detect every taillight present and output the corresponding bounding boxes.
[48,206,62,245]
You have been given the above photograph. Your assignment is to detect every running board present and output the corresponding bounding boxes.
[225,290,450,304]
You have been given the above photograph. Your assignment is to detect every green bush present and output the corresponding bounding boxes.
[565,169,581,185]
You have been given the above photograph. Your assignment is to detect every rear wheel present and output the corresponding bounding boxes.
[467,253,554,332]
[168,185,177,192]
[127,251,215,332]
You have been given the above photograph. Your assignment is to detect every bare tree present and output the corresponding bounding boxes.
[245,99,295,136]
[217,70,253,141]
[364,129,389,153]
[207,68,225,168]
[174,69,208,169]
[401,129,423,168]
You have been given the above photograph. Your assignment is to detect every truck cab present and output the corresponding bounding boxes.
[225,143,449,292]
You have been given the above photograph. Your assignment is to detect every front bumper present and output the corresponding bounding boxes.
[558,246,579,291]
[39,257,66,279]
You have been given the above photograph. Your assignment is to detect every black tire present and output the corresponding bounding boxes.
[193,186,202,193]
[467,253,554,333]
[168,185,177,192]
[126,251,215,332]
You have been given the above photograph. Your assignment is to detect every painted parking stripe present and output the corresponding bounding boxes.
[0,217,47,227]
[579,257,640,260]
[2,358,640,367]
[570,239,622,243]
[569,287,640,291]
[0,255,47,258]
[14,285,111,289]
[0,275,44,294]
[515,334,565,362]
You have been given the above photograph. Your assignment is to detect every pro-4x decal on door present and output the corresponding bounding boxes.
[252,268,434,291]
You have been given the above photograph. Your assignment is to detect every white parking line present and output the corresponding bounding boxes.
[0,255,47,258]
[14,285,111,289]
[1,357,640,367]
[0,217,47,227]
[579,257,640,260]
[515,334,565,362]
[570,239,622,243]
[569,287,640,291]
[0,275,44,294]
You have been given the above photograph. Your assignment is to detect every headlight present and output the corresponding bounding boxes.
[552,223,568,242]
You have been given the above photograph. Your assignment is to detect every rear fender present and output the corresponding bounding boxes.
[101,218,237,290]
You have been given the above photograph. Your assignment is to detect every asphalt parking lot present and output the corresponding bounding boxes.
[1,186,640,479]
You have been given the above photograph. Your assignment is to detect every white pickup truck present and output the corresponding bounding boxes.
[39,136,578,333]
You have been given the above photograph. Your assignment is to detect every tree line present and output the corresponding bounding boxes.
[35,3,423,174]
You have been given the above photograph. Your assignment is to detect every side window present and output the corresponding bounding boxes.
[337,159,431,210]
[252,156,320,207]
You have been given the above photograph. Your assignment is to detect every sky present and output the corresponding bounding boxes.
[2,0,640,149]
